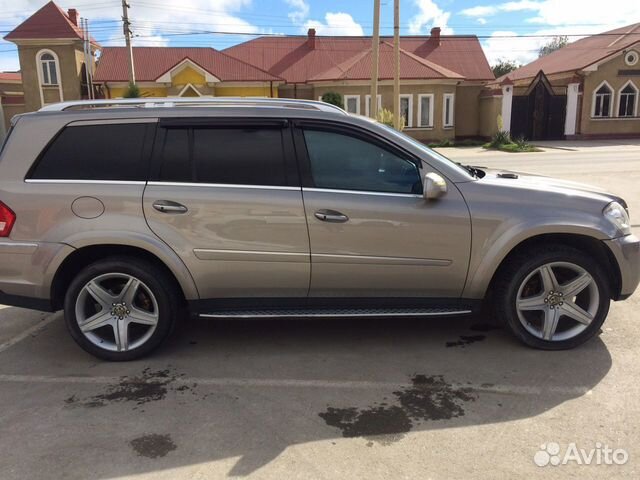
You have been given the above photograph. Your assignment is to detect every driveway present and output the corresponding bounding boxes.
[1,146,639,479]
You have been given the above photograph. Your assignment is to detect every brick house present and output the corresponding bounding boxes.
[490,23,640,140]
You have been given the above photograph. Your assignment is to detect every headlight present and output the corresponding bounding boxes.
[603,201,631,236]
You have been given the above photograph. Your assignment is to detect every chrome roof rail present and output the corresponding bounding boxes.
[38,97,347,115]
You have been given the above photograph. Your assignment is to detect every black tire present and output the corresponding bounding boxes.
[64,256,180,361]
[493,244,611,350]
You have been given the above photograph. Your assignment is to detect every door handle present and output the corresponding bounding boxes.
[314,209,349,223]
[152,200,188,214]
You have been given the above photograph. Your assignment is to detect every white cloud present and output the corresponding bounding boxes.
[460,1,539,18]
[304,12,364,36]
[408,0,453,35]
[477,18,488,25]
[460,6,497,17]
[285,0,310,23]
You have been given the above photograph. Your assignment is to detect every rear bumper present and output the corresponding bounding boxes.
[603,234,640,300]
[0,240,72,310]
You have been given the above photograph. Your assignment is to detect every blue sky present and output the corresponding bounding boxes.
[1,0,639,71]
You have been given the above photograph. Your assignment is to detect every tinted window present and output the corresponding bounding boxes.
[303,129,422,194]
[157,126,288,186]
[31,123,148,180]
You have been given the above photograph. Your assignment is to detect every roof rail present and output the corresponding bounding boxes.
[38,97,348,115]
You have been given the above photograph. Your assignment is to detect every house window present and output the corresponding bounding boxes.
[443,93,455,127]
[593,82,613,117]
[344,95,360,114]
[418,94,434,127]
[625,50,639,67]
[365,94,382,117]
[38,51,59,85]
[399,94,413,127]
[618,82,638,117]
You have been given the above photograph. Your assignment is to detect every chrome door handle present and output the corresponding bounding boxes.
[152,200,188,214]
[314,209,349,223]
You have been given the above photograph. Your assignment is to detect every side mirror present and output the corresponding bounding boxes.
[423,172,448,200]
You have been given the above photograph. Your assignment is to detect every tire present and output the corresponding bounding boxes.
[64,256,180,361]
[493,244,611,350]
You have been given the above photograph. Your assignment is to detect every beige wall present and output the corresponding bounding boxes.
[455,84,483,137]
[580,52,640,136]
[312,83,465,142]
[16,41,86,111]
[479,95,502,137]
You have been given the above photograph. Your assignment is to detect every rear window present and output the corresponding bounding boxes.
[157,126,288,186]
[30,123,149,181]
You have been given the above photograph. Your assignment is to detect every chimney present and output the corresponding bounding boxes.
[67,8,79,26]
[307,28,316,49]
[430,26,441,46]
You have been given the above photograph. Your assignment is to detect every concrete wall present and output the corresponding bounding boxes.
[580,53,640,136]
[311,83,463,142]
[479,95,502,137]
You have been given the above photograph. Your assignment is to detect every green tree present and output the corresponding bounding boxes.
[321,91,343,109]
[538,36,569,57]
[492,59,520,78]
[122,82,141,98]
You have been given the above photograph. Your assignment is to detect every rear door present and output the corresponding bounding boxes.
[294,122,471,298]
[143,118,310,298]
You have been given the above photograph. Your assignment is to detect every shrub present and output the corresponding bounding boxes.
[122,83,141,98]
[375,108,405,131]
[489,130,511,147]
[321,92,343,109]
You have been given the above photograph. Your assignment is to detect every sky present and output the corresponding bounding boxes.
[1,0,639,72]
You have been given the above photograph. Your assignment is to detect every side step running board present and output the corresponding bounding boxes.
[199,307,473,319]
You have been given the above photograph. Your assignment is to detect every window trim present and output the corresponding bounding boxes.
[343,95,361,114]
[417,93,434,128]
[443,93,455,128]
[35,49,63,108]
[591,80,614,118]
[365,94,382,117]
[398,94,413,128]
[293,120,423,195]
[616,80,638,118]
[624,50,639,67]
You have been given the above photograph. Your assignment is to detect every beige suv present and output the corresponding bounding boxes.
[0,98,638,360]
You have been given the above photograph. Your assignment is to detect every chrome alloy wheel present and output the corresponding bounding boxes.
[516,262,599,342]
[75,273,159,352]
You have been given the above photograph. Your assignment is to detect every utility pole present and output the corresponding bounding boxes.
[121,0,136,84]
[393,0,400,129]
[370,0,381,119]
[81,18,94,99]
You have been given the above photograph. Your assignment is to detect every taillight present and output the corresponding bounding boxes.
[0,201,16,237]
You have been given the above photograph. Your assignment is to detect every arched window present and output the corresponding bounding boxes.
[618,82,638,117]
[38,51,59,85]
[593,82,613,118]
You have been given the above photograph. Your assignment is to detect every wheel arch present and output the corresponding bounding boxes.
[467,232,622,301]
[50,243,198,310]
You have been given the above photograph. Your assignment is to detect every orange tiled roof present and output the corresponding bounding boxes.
[93,47,282,83]
[224,34,494,83]
[0,72,21,82]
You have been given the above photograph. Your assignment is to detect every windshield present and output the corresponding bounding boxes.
[376,123,475,179]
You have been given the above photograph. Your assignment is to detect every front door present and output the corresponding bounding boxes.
[295,123,471,298]
[143,119,310,298]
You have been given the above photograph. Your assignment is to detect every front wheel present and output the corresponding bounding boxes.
[494,245,611,350]
[64,256,179,361]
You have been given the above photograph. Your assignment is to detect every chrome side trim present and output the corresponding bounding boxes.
[148,181,300,191]
[200,310,472,319]
[312,253,451,266]
[303,187,422,198]
[194,249,309,263]
[24,179,146,185]
[0,242,38,255]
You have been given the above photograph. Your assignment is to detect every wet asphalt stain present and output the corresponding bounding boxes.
[445,334,486,348]
[319,374,477,445]
[130,433,177,459]
[64,367,198,409]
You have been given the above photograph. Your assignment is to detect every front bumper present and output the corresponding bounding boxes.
[603,234,640,300]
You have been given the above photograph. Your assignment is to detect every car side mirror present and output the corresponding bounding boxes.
[423,172,448,200]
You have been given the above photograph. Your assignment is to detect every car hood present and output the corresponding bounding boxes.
[476,168,625,206]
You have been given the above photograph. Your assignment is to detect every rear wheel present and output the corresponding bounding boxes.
[494,245,610,350]
[64,256,179,361]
